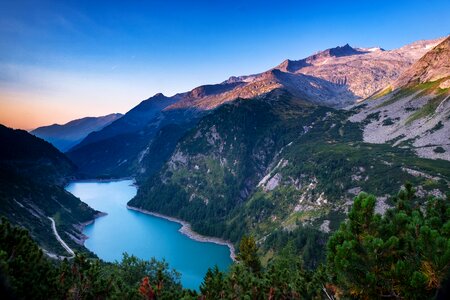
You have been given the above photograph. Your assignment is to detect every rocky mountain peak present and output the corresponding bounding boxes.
[327,43,362,57]
[307,43,365,62]
[188,83,243,99]
[152,92,166,99]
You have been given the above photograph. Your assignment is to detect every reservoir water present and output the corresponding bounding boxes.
[65,180,232,290]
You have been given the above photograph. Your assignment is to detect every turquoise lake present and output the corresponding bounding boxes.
[65,180,232,290]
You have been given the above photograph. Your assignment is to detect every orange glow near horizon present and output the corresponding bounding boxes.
[0,62,170,131]
[0,89,122,131]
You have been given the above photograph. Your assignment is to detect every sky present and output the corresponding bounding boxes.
[1,0,449,130]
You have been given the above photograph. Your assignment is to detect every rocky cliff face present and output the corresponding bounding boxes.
[273,38,444,101]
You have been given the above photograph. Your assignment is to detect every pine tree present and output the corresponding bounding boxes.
[0,217,59,299]
[326,186,450,299]
[200,265,225,299]
[237,236,261,273]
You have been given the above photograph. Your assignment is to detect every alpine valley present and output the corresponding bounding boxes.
[1,35,449,299]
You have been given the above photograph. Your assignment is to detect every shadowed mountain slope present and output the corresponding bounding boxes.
[0,124,98,255]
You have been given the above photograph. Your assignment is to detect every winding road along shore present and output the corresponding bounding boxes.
[127,205,236,261]
[47,217,75,259]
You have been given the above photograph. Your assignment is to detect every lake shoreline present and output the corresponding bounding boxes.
[75,211,108,245]
[127,205,236,261]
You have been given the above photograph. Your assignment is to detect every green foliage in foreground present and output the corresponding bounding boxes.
[327,183,450,299]
[200,241,327,299]
[1,184,449,299]
[0,217,190,299]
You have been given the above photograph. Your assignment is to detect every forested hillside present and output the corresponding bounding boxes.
[130,90,450,264]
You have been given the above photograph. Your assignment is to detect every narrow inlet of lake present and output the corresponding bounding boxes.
[65,179,232,290]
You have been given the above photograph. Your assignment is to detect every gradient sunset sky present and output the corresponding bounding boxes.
[1,0,449,130]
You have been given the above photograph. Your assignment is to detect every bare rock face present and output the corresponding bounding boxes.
[393,36,450,88]
[273,38,444,101]
[350,90,450,161]
[166,37,444,111]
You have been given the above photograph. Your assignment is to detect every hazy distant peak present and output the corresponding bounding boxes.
[63,113,122,127]
[31,113,123,152]
[32,113,122,130]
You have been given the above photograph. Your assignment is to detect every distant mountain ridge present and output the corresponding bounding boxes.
[70,94,178,150]
[272,39,443,101]
[31,113,123,152]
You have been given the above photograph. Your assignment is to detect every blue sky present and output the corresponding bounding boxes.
[1,0,449,129]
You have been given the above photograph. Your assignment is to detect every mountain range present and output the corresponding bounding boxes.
[31,113,123,152]
[66,37,445,178]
